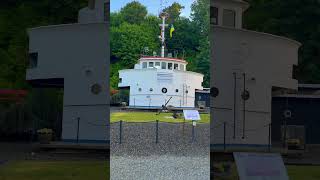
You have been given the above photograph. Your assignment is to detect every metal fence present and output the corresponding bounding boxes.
[211,121,272,152]
[111,120,201,144]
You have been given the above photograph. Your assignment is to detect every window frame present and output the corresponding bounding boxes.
[29,52,38,69]
[180,64,184,71]
[161,62,166,69]
[149,62,154,68]
[174,63,179,70]
[223,9,236,27]
[142,62,147,68]
[211,7,219,25]
[104,2,110,22]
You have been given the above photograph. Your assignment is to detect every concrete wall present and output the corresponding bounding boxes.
[210,25,300,147]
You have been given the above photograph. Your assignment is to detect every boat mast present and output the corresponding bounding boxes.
[159,0,168,58]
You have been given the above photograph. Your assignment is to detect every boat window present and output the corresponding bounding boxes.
[161,62,166,69]
[162,88,167,93]
[180,64,184,71]
[174,63,179,70]
[149,62,154,68]
[155,62,160,67]
[168,63,173,70]
[175,89,179,93]
[142,62,147,68]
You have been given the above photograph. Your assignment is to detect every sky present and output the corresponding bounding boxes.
[110,0,196,18]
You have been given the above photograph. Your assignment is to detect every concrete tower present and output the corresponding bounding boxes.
[210,0,300,148]
[26,0,110,143]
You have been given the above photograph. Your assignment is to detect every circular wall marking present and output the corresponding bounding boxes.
[210,87,219,97]
[162,88,167,93]
[91,83,102,95]
[283,109,292,118]
[241,90,250,100]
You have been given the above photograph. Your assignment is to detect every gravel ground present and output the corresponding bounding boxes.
[111,122,209,156]
[110,122,210,179]
[111,155,210,180]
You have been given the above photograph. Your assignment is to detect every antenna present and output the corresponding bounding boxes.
[159,12,168,57]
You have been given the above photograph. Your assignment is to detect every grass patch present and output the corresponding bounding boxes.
[214,164,320,180]
[111,111,210,124]
[287,165,320,180]
[0,160,108,180]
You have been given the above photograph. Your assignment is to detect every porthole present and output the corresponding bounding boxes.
[85,69,92,77]
[186,90,188,94]
[175,89,179,93]
[162,88,167,93]
[91,83,102,95]
[150,88,153,92]
[138,88,142,92]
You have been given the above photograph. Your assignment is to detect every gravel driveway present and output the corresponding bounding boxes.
[110,122,210,180]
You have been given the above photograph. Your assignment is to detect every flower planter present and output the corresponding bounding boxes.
[37,128,53,144]
[38,133,52,144]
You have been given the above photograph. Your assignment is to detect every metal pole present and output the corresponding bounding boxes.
[224,122,226,151]
[160,15,166,57]
[192,120,195,142]
[183,118,185,135]
[77,117,80,143]
[242,73,246,139]
[156,120,159,143]
[119,120,123,144]
[283,117,287,149]
[233,72,236,139]
[304,125,307,151]
[283,97,288,148]
[134,98,135,107]
[268,123,271,152]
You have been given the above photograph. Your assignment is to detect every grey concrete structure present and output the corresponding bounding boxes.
[26,0,110,143]
[211,0,301,148]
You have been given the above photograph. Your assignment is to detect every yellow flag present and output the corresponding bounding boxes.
[170,24,175,38]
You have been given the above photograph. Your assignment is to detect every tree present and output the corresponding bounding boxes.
[110,22,158,89]
[163,2,185,23]
[119,1,148,24]
[111,22,158,67]
[191,0,210,87]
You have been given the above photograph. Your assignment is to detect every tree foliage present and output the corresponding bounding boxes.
[119,1,148,24]
[163,2,185,23]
